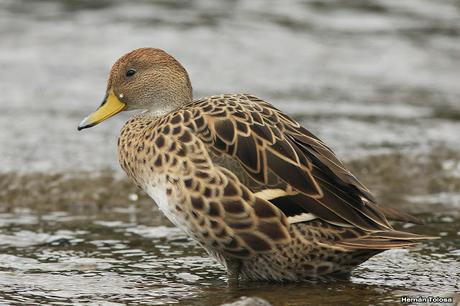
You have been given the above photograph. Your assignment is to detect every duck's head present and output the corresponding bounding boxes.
[78,48,192,130]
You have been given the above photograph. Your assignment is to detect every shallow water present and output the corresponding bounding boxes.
[1,0,460,305]
[0,206,458,305]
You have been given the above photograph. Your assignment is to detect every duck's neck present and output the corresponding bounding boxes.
[144,107,172,118]
[145,95,193,117]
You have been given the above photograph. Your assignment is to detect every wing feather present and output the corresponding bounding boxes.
[148,119,291,258]
[185,94,409,232]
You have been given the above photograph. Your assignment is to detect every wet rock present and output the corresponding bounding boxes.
[221,296,273,306]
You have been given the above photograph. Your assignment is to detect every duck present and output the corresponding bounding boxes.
[78,48,434,282]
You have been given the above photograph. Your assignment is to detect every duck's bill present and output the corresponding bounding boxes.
[78,90,126,130]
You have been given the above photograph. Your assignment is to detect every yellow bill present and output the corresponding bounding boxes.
[78,89,126,130]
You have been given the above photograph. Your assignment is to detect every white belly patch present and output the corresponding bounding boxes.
[145,184,184,229]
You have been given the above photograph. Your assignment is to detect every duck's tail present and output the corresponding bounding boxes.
[336,230,438,250]
[378,205,426,225]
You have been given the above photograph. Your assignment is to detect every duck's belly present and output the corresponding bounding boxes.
[144,183,196,236]
[144,181,215,247]
[143,181,231,268]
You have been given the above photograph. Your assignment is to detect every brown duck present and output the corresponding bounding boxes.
[78,48,434,282]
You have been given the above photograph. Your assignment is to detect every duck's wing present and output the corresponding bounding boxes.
[182,94,415,232]
[141,115,291,258]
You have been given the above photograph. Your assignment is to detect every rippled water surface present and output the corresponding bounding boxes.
[1,0,460,305]
[0,207,459,305]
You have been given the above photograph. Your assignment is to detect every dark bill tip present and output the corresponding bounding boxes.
[77,115,97,131]
[77,122,97,131]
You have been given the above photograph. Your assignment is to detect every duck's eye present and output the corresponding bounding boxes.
[126,69,136,77]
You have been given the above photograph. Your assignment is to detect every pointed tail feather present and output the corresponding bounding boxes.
[378,206,425,225]
[336,230,438,250]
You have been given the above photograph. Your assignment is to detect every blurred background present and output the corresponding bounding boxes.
[0,0,459,305]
